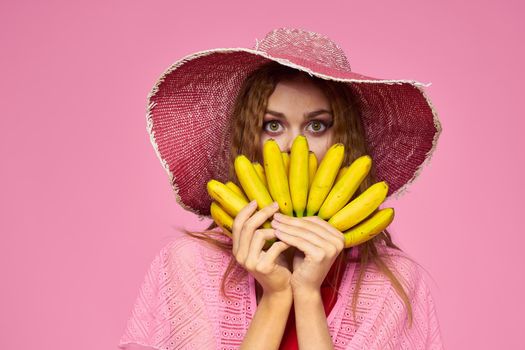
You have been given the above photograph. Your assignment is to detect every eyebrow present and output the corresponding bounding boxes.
[265,109,333,119]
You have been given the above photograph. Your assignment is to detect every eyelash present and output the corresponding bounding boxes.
[262,119,333,135]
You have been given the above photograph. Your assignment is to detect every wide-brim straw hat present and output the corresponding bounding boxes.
[146,27,442,218]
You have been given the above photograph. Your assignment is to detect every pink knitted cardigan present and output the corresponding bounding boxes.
[118,234,443,349]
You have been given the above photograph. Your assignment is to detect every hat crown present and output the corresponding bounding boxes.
[254,28,352,72]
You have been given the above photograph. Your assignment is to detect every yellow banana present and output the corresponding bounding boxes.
[289,135,309,217]
[234,155,273,209]
[261,221,272,229]
[318,155,372,219]
[225,181,248,202]
[281,152,290,176]
[263,139,293,216]
[210,201,234,232]
[306,143,345,216]
[335,166,349,185]
[343,207,394,248]
[207,179,248,217]
[308,152,318,189]
[252,162,268,187]
[329,181,389,231]
[209,202,271,241]
[208,179,272,229]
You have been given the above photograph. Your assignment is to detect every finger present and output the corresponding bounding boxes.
[274,214,344,251]
[302,216,344,239]
[237,202,279,264]
[273,221,339,259]
[274,213,325,234]
[243,201,280,232]
[274,231,327,262]
[245,229,276,270]
[302,216,345,250]
[232,200,258,255]
[258,241,291,271]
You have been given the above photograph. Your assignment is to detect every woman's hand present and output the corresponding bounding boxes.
[232,201,292,296]
[270,214,345,294]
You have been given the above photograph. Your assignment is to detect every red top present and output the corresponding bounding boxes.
[278,256,346,350]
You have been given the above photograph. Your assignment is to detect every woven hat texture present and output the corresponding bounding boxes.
[146,28,442,217]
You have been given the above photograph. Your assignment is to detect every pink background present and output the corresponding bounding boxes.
[1,0,523,348]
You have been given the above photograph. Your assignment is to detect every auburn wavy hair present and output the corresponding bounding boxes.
[182,61,414,326]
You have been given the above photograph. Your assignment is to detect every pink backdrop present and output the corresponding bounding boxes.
[1,0,523,348]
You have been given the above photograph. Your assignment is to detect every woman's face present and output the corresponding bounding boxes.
[259,76,335,162]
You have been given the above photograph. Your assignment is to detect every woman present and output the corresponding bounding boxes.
[119,28,443,349]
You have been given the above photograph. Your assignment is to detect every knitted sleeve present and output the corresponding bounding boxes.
[118,238,217,350]
[345,252,444,349]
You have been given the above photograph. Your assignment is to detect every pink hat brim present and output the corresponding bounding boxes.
[146,48,442,218]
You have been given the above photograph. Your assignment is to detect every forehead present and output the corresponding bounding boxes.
[266,77,331,112]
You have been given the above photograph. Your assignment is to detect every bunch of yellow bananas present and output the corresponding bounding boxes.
[207,136,395,249]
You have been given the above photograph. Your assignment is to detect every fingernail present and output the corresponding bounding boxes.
[250,200,257,207]
[274,213,282,220]
[272,202,279,209]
